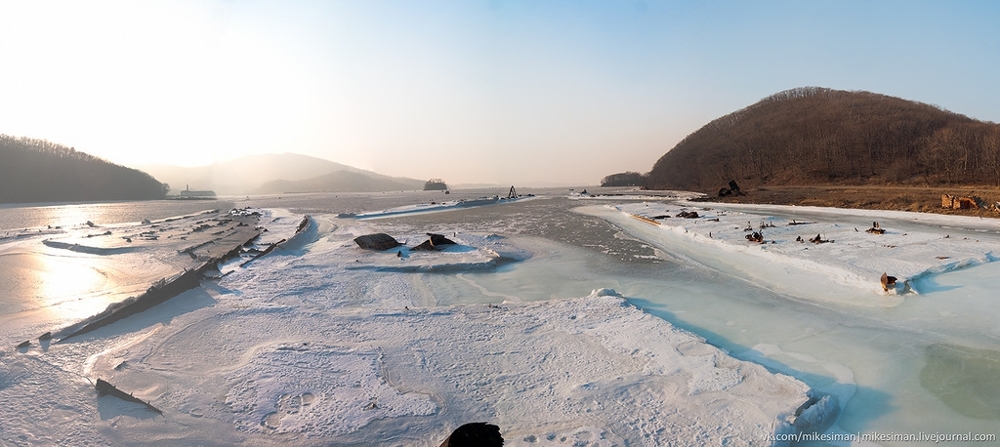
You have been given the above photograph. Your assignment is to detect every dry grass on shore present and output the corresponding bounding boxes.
[696,185,1000,218]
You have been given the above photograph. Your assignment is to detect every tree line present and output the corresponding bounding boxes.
[638,87,1000,191]
[423,178,448,190]
[600,171,645,187]
[1,134,168,203]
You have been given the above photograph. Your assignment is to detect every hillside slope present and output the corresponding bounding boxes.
[255,169,423,194]
[645,87,1000,192]
[141,153,424,195]
[139,153,353,195]
[1,135,167,204]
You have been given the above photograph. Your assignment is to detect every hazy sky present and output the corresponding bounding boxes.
[2,1,998,186]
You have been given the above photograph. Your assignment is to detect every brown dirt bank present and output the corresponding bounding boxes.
[691,185,1000,218]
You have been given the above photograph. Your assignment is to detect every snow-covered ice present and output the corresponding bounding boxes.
[349,194,537,220]
[4,193,1000,446]
[1,202,818,446]
[591,201,1000,307]
[579,199,1000,446]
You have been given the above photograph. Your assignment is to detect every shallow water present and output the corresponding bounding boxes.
[0,199,237,232]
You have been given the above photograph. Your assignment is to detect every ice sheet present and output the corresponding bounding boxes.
[349,195,538,220]
[1,208,819,446]
[577,199,1000,445]
[585,201,1000,307]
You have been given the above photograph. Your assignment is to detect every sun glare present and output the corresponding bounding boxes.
[0,250,110,324]
[37,254,110,309]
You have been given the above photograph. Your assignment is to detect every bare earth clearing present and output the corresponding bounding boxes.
[699,185,1000,217]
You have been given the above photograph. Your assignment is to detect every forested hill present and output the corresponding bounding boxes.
[645,87,1000,191]
[1,135,168,203]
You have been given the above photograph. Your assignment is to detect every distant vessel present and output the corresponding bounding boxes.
[173,184,217,200]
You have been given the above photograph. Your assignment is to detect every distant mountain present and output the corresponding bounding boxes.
[256,169,424,194]
[1,135,167,204]
[643,87,1000,191]
[139,153,423,195]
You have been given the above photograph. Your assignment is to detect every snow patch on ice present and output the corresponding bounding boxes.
[585,202,1000,307]
[225,344,437,436]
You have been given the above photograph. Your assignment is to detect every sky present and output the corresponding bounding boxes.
[1,0,999,186]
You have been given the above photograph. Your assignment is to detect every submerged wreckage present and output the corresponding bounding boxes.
[95,378,162,414]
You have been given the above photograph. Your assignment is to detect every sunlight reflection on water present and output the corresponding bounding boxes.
[0,252,113,320]
[1,198,237,328]
[38,253,110,307]
[0,199,235,231]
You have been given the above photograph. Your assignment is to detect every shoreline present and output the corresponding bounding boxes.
[688,184,1000,218]
[590,200,1000,303]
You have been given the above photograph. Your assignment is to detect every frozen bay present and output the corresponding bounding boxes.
[1,190,998,446]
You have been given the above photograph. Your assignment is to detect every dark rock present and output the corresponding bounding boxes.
[728,180,741,194]
[880,272,898,291]
[411,233,457,251]
[428,233,456,245]
[440,422,503,447]
[411,240,435,251]
[809,234,833,244]
[354,233,403,250]
[866,221,886,234]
